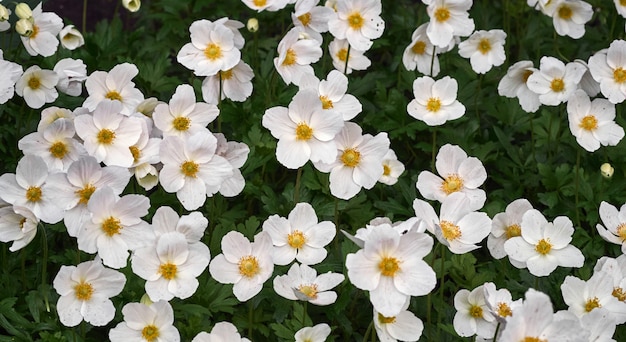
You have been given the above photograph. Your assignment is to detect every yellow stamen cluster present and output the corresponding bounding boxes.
[180,161,199,178]
[101,216,122,236]
[74,281,94,301]
[142,325,160,342]
[105,90,123,101]
[172,116,191,131]
[434,7,451,22]
[426,97,442,112]
[504,224,522,239]
[49,141,68,159]
[585,297,601,312]
[412,41,426,55]
[28,76,41,90]
[440,220,462,241]
[579,115,598,131]
[441,174,463,195]
[378,256,400,277]
[297,284,318,299]
[618,223,626,241]
[253,0,267,6]
[221,69,234,80]
[535,239,552,255]
[348,12,364,29]
[522,70,533,83]
[25,186,42,202]
[522,337,547,342]
[298,13,312,27]
[287,230,306,249]
[295,123,313,141]
[341,148,361,167]
[337,48,348,62]
[76,184,96,205]
[204,43,222,61]
[550,78,565,92]
[159,263,177,280]
[612,287,626,301]
[383,164,391,176]
[97,129,116,145]
[615,67,626,84]
[469,304,483,318]
[478,38,491,54]
[129,146,141,163]
[377,313,396,324]
[496,302,512,317]
[283,49,297,66]
[558,5,573,19]
[320,95,334,109]
[238,255,260,278]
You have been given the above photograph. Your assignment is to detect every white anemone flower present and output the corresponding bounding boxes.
[201,60,254,104]
[426,0,475,48]
[159,131,233,211]
[327,0,385,51]
[0,205,39,252]
[407,76,466,126]
[132,232,211,301]
[342,217,423,249]
[379,149,405,186]
[497,60,541,113]
[37,106,74,131]
[214,133,250,197]
[77,187,153,269]
[273,263,344,305]
[151,206,208,244]
[567,89,624,152]
[552,0,593,39]
[52,258,125,327]
[458,29,507,74]
[20,3,63,57]
[54,58,87,97]
[373,298,424,342]
[345,225,436,317]
[597,201,626,253]
[263,89,344,169]
[527,56,586,106]
[15,65,59,109]
[83,63,145,116]
[298,69,363,121]
[0,57,23,104]
[177,20,241,77]
[504,209,584,276]
[453,285,497,339]
[314,122,390,200]
[263,202,336,265]
[242,0,290,11]
[59,25,85,50]
[192,322,251,342]
[588,40,626,104]
[416,144,486,210]
[487,198,533,267]
[294,323,331,342]
[328,38,371,74]
[413,192,492,254]
[292,0,336,43]
[402,23,440,76]
[109,301,180,342]
[482,282,520,323]
[561,271,626,324]
[209,231,274,302]
[274,27,323,86]
[153,83,219,138]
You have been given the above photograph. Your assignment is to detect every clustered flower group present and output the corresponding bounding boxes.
[1,0,626,340]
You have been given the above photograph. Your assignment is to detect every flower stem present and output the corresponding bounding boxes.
[574,149,581,227]
[217,71,223,133]
[493,322,501,342]
[82,0,88,33]
[431,129,437,172]
[343,45,351,75]
[362,320,373,342]
[294,167,302,204]
[437,246,446,341]
[39,223,49,312]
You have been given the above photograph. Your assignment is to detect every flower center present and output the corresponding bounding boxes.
[613,287,626,301]
[550,78,565,92]
[621,0,626,6]
[180,160,199,178]
[105,90,123,101]
[298,12,312,27]
[469,304,483,318]
[522,70,533,83]
[142,325,160,342]
[253,0,267,6]
[287,230,306,249]
[614,67,626,83]
[297,284,318,299]
[618,223,626,241]
[337,48,348,62]
[441,174,463,194]
[74,281,94,301]
[377,313,396,324]
[440,220,462,241]
[535,239,552,255]
[341,148,361,167]
[159,263,177,280]
[204,43,222,60]
[28,76,41,90]
[19,218,27,229]
[579,115,598,131]
[383,164,391,176]
[295,123,313,141]
[238,255,260,278]
[478,38,491,54]
[585,297,601,312]
[434,7,451,22]
[320,95,334,109]
[412,41,426,55]
[30,25,39,39]
[523,338,547,342]
[25,186,42,202]
[172,116,191,131]
[49,141,68,159]
[378,256,400,277]
[496,302,512,317]
[221,69,234,80]
[348,12,364,29]
[76,184,96,205]
[97,129,116,145]
[426,97,441,112]
[129,146,141,163]
[505,224,522,239]
[558,5,573,19]
[283,48,297,66]
[101,216,122,236]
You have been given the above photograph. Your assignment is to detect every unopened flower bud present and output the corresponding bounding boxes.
[122,0,141,12]
[15,3,32,20]
[59,25,85,50]
[601,163,614,179]
[0,5,10,22]
[247,18,258,32]
[15,18,34,37]
[139,293,153,306]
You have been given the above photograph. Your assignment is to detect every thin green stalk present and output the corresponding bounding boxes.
[431,129,437,172]
[429,45,437,76]
[362,320,374,342]
[82,0,88,33]
[574,149,581,227]
[248,303,254,339]
[426,243,440,340]
[217,71,223,133]
[437,246,446,341]
[40,223,50,312]
[302,301,308,328]
[294,167,302,204]
[343,45,351,75]
[493,322,501,342]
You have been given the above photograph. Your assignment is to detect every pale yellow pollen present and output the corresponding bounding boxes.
[25,186,42,203]
[283,48,297,66]
[469,304,483,318]
[496,302,512,317]
[28,76,41,90]
[204,43,222,61]
[320,95,334,109]
[441,174,463,195]
[434,7,451,22]
[74,281,94,301]
[348,12,364,29]
[439,220,461,241]
[159,263,177,280]
[105,90,123,101]
[558,5,573,19]
[253,0,267,6]
[617,223,626,241]
[383,164,391,176]
[535,239,552,255]
[426,97,441,112]
[180,160,199,178]
[238,255,260,278]
[49,141,68,159]
[550,78,565,92]
[297,284,318,299]
[411,41,426,55]
[298,12,312,27]
[377,313,396,324]
[579,115,598,131]
[614,67,626,84]
[220,69,234,80]
[341,148,361,167]
[101,216,122,236]
[287,230,306,249]
[76,184,96,205]
[295,123,313,141]
[585,297,601,312]
[613,287,626,301]
[172,116,191,131]
[505,224,522,239]
[478,38,491,54]
[97,128,116,145]
[378,256,400,277]
[337,48,348,62]
[142,325,160,342]
[129,145,141,163]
